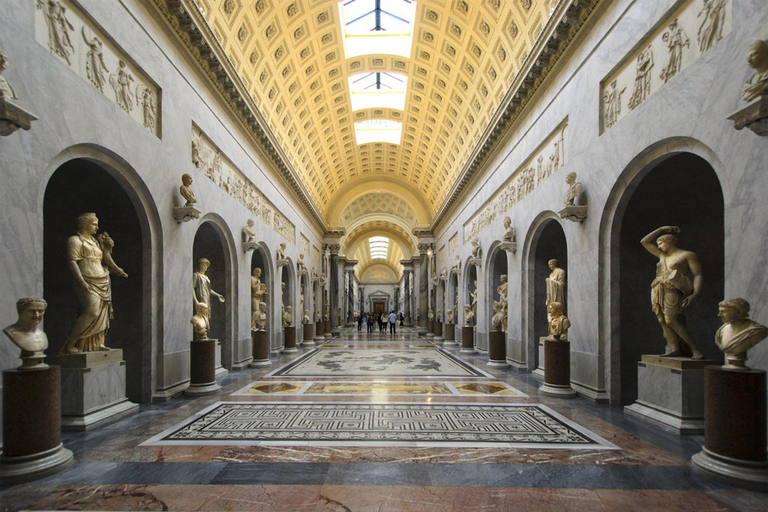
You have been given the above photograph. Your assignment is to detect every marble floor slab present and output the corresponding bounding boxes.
[267,347,492,378]
[141,401,617,449]
[231,380,527,397]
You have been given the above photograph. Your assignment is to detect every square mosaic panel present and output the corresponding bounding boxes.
[267,348,492,378]
[142,402,617,449]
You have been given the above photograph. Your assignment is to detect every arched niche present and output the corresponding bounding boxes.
[280,259,295,329]
[526,216,568,370]
[250,244,272,334]
[487,243,508,329]
[463,259,479,331]
[449,271,460,324]
[193,220,235,370]
[43,157,151,403]
[299,270,310,325]
[614,152,723,404]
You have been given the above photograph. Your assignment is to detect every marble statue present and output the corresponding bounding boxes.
[742,39,768,102]
[316,308,321,322]
[660,19,689,84]
[603,80,625,129]
[547,302,571,340]
[641,226,704,359]
[469,280,478,318]
[715,298,768,370]
[242,219,256,243]
[3,297,49,369]
[545,259,566,321]
[491,301,505,332]
[60,213,128,355]
[502,216,514,242]
[446,309,454,323]
[464,304,474,326]
[428,308,434,321]
[40,0,75,65]
[299,292,304,317]
[137,85,156,131]
[297,253,305,271]
[696,0,726,53]
[498,274,508,332]
[437,308,442,322]
[471,236,481,259]
[82,28,109,92]
[563,172,583,206]
[180,174,196,207]
[251,268,263,314]
[324,305,329,321]
[453,254,461,271]
[190,302,209,341]
[312,266,318,280]
[0,49,18,99]
[303,309,310,324]
[282,305,293,328]
[109,60,134,113]
[277,242,286,261]
[252,302,267,331]
[193,258,225,323]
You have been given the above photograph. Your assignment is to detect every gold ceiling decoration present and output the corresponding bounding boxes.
[192,0,559,214]
[341,192,418,228]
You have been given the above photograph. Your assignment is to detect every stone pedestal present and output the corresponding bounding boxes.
[185,339,221,395]
[692,367,767,491]
[1,367,74,484]
[250,330,271,367]
[173,206,201,223]
[488,330,508,367]
[57,349,139,430]
[728,95,768,136]
[539,339,576,398]
[434,321,445,343]
[443,323,457,345]
[324,320,332,338]
[302,323,316,347]
[284,326,297,353]
[427,320,435,339]
[461,326,475,354]
[314,321,325,343]
[533,336,547,380]
[625,355,719,433]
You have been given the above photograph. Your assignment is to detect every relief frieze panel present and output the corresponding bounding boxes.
[191,124,295,241]
[464,120,567,243]
[601,0,731,132]
[35,0,160,136]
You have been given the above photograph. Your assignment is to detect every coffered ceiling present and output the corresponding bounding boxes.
[192,0,559,218]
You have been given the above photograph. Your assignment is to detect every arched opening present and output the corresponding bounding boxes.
[279,260,294,350]
[488,244,508,331]
[43,158,149,403]
[251,244,272,337]
[464,261,478,336]
[450,271,459,325]
[616,152,723,404]
[193,221,234,371]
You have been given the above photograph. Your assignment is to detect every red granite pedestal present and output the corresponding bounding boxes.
[186,339,220,395]
[488,330,508,367]
[461,326,475,354]
[284,326,297,353]
[443,323,457,345]
[250,330,271,367]
[539,339,576,398]
[303,323,315,347]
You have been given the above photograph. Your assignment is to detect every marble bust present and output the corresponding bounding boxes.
[464,304,474,326]
[547,302,571,340]
[277,242,286,261]
[252,302,267,331]
[742,39,768,102]
[190,302,209,341]
[297,253,305,271]
[0,49,18,99]
[471,236,481,259]
[180,174,196,207]
[564,172,584,206]
[282,305,293,328]
[303,309,310,324]
[502,216,514,242]
[714,297,767,370]
[3,297,49,370]
[446,309,453,323]
[491,301,505,332]
[242,219,255,243]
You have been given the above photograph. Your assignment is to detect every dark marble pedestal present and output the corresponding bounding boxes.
[488,330,508,367]
[186,339,220,395]
[250,330,271,367]
[1,367,73,484]
[303,323,315,347]
[324,321,332,338]
[692,367,767,491]
[539,339,576,398]
[443,323,457,345]
[461,326,475,354]
[284,326,297,353]
[314,321,325,343]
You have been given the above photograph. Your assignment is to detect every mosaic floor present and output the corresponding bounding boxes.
[1,326,764,511]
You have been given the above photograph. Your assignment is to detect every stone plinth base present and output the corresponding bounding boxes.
[488,330,508,367]
[427,320,435,338]
[461,327,475,353]
[443,323,457,345]
[540,339,576,398]
[284,326,297,353]
[728,95,768,136]
[314,321,325,343]
[186,339,220,395]
[692,367,767,491]
[1,367,74,484]
[558,205,588,223]
[624,355,719,434]
[324,321,332,338]
[250,330,271,367]
[57,349,138,430]
[303,324,315,347]
[173,206,201,223]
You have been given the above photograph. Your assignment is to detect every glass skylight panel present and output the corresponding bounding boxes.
[355,119,402,145]
[349,72,408,111]
[339,0,417,59]
[369,236,389,259]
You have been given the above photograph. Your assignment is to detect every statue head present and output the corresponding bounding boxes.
[656,234,678,252]
[747,39,768,71]
[464,304,471,312]
[548,259,559,270]
[181,173,193,186]
[197,257,210,271]
[503,216,511,228]
[194,302,209,317]
[548,301,564,317]
[565,172,577,185]
[75,212,98,233]
[500,274,507,283]
[246,218,254,227]
[259,301,267,312]
[14,297,47,329]
[0,49,8,73]
[718,297,750,324]
[252,267,261,277]
[286,306,292,313]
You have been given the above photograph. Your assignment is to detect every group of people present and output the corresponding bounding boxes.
[357,311,401,334]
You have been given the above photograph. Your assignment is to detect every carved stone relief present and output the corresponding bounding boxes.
[463,120,567,243]
[34,0,160,136]
[601,0,731,133]
[449,232,458,256]
[191,125,296,241]
[300,234,310,260]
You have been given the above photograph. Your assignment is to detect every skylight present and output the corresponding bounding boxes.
[339,0,417,59]
[369,236,389,259]
[354,119,402,145]
[349,72,408,111]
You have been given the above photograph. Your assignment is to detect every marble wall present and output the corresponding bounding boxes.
[434,0,768,403]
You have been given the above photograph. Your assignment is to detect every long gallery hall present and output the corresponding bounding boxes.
[1,0,767,510]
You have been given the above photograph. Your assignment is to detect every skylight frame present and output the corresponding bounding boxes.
[354,119,403,145]
[338,0,418,60]
[349,72,408,111]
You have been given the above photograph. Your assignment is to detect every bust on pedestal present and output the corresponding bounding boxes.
[174,174,201,223]
[250,302,271,367]
[185,302,221,395]
[728,39,768,136]
[539,302,577,398]
[461,304,475,353]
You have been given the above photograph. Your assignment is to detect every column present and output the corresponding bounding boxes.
[417,243,430,337]
[329,244,341,335]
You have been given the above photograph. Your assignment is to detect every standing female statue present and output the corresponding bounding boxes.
[545,259,566,321]
[251,268,263,315]
[193,258,225,323]
[60,213,128,355]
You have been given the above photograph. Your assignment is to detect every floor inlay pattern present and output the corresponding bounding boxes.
[231,380,527,397]
[267,348,491,378]
[142,402,617,449]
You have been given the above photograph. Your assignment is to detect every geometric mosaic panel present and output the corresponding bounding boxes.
[142,402,617,449]
[231,380,527,397]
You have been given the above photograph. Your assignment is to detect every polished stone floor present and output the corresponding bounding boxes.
[1,326,766,511]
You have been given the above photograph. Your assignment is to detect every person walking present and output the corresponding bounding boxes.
[367,312,374,333]
[358,313,363,331]
[389,310,397,335]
